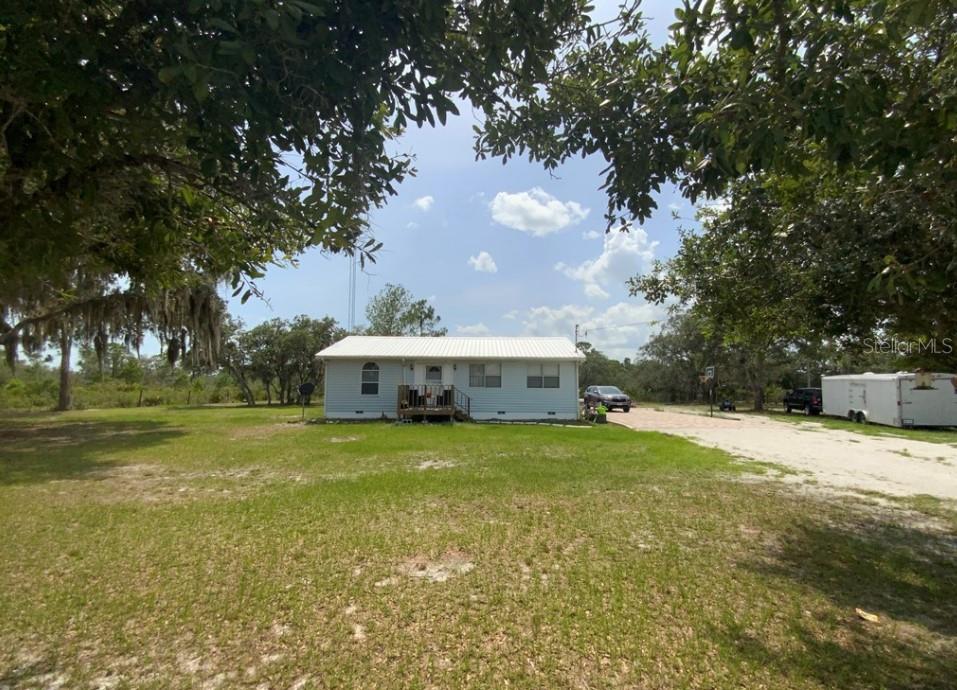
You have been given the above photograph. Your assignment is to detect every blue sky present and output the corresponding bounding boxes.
[227,0,690,360]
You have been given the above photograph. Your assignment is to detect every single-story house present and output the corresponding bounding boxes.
[316,336,584,421]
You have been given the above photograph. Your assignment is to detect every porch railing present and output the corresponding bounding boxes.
[397,384,470,419]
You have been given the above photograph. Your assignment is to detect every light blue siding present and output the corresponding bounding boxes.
[322,359,579,420]
[452,361,579,420]
[323,360,404,419]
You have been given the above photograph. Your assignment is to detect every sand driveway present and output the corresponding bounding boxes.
[610,407,957,501]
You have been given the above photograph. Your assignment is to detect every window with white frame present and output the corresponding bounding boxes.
[469,362,501,388]
[360,362,379,395]
[527,362,560,388]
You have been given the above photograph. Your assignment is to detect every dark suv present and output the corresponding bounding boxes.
[584,385,632,412]
[784,387,822,415]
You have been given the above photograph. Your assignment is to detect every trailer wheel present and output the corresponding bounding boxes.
[855,411,866,424]
[847,410,856,422]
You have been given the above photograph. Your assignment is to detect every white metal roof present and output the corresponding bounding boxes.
[317,336,585,361]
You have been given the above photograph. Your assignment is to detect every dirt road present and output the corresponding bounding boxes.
[610,407,957,501]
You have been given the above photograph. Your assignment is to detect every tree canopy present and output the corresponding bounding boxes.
[1,0,594,406]
[479,0,957,343]
[1,0,592,296]
[220,314,344,405]
[364,284,446,336]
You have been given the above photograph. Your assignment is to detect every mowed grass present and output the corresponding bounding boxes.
[760,410,957,445]
[1,406,955,689]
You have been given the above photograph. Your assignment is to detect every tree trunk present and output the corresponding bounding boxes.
[750,349,767,411]
[264,380,272,405]
[237,371,256,406]
[56,329,72,411]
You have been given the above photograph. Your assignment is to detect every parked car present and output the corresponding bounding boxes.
[784,387,822,415]
[584,385,632,412]
[718,399,736,412]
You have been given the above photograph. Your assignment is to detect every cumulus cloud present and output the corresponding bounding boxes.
[502,309,520,321]
[697,195,729,216]
[489,187,588,236]
[518,300,668,360]
[582,229,602,240]
[413,195,434,211]
[555,229,658,299]
[456,322,491,336]
[467,251,498,273]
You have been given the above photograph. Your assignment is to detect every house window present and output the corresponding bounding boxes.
[361,362,379,395]
[469,363,501,388]
[527,363,560,388]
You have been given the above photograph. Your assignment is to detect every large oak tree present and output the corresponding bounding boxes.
[1,1,592,404]
[479,0,957,343]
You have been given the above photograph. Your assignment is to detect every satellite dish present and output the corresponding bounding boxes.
[298,382,316,397]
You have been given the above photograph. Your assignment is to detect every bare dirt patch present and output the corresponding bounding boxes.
[328,435,360,443]
[396,551,475,583]
[43,463,304,503]
[415,459,456,470]
[229,423,305,441]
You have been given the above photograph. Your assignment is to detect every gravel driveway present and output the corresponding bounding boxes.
[610,407,957,501]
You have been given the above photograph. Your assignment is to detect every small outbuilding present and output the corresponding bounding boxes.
[316,336,584,421]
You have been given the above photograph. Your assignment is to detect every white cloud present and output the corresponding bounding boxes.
[697,195,729,216]
[456,322,491,336]
[467,251,498,273]
[668,203,682,212]
[555,229,658,299]
[413,195,434,212]
[582,229,602,240]
[502,309,519,321]
[405,221,419,229]
[489,187,588,236]
[518,300,669,360]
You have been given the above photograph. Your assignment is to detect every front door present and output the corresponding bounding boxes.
[425,365,443,385]
[414,363,451,386]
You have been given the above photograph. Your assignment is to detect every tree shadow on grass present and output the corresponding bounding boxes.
[0,656,61,689]
[720,513,957,689]
[0,419,184,485]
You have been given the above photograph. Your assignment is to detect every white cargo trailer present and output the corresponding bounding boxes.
[821,372,957,427]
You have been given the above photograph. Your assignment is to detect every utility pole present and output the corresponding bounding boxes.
[574,323,579,346]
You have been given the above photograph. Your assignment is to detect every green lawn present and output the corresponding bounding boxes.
[1,406,955,688]
[759,410,957,445]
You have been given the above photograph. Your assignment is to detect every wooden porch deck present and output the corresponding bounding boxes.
[397,384,471,421]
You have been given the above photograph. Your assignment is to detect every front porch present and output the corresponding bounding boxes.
[397,384,471,421]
